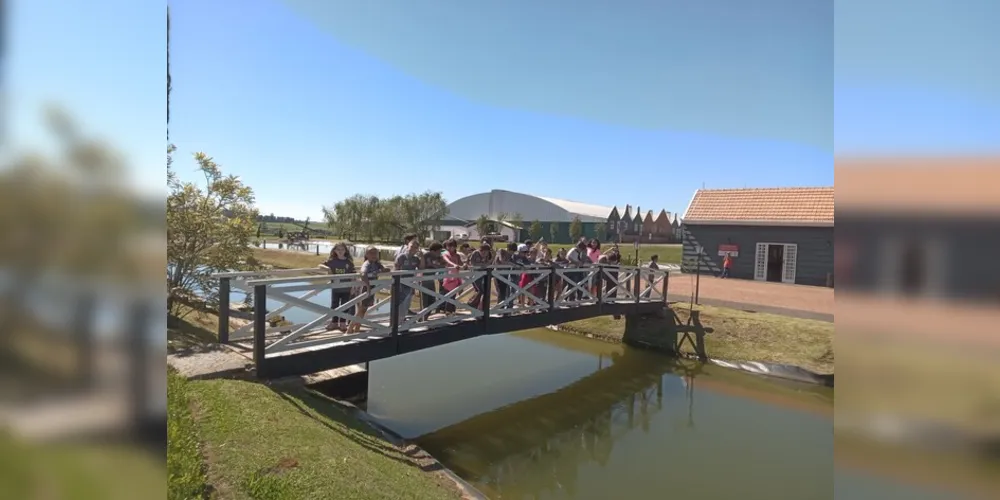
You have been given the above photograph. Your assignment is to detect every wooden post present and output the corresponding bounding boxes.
[595,264,604,313]
[547,265,557,311]
[662,271,670,305]
[253,284,267,377]
[74,293,95,390]
[695,257,702,305]
[389,274,401,337]
[316,244,320,255]
[218,277,231,344]
[127,298,150,435]
[263,240,266,249]
[481,268,492,324]
[633,267,641,304]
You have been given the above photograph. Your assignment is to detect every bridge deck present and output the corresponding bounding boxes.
[215,263,670,378]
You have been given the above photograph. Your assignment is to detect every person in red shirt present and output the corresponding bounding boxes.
[721,253,733,278]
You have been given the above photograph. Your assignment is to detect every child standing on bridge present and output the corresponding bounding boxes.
[320,242,356,331]
[643,255,660,298]
[493,244,516,309]
[346,246,386,334]
[394,240,423,324]
[466,243,493,310]
[514,244,535,308]
[419,241,446,319]
[440,239,464,314]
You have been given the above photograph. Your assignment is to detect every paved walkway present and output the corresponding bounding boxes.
[666,273,834,321]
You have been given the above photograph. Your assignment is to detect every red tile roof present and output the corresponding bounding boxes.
[683,187,834,226]
[836,157,1000,214]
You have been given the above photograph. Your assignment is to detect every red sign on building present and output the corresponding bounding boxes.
[718,244,739,257]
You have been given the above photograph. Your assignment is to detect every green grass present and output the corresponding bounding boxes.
[168,305,225,353]
[252,248,332,270]
[251,248,400,271]
[256,221,332,238]
[564,303,834,374]
[167,309,467,499]
[185,378,463,500]
[550,243,681,264]
[0,431,165,500]
[837,336,1000,436]
[168,367,210,499]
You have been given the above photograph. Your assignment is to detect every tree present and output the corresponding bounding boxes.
[0,109,146,340]
[529,220,543,241]
[394,191,448,239]
[507,212,524,241]
[594,222,607,241]
[549,223,559,243]
[326,192,448,243]
[569,216,583,241]
[167,151,259,315]
[475,214,491,238]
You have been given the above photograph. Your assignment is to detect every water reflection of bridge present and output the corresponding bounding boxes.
[416,348,693,497]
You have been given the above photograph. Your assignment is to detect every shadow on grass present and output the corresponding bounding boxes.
[268,386,445,474]
[167,312,218,356]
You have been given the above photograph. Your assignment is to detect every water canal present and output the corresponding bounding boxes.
[359,329,835,499]
[217,268,957,498]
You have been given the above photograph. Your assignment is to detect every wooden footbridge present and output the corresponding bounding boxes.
[214,264,670,378]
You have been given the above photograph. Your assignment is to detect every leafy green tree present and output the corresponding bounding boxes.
[326,192,447,243]
[549,223,559,243]
[594,223,607,240]
[569,216,583,241]
[529,220,543,241]
[475,214,491,238]
[167,151,259,314]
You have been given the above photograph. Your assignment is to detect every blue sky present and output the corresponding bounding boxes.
[8,0,998,222]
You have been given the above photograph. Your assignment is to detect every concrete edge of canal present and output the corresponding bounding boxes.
[299,372,491,500]
[547,311,835,388]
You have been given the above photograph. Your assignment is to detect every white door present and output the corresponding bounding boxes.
[782,244,798,284]
[754,243,768,281]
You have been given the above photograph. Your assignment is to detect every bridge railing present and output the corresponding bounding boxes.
[213,267,333,343]
[218,264,670,360]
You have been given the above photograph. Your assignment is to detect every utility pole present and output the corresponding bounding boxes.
[694,245,702,305]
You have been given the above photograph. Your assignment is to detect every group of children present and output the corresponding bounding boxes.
[318,234,662,333]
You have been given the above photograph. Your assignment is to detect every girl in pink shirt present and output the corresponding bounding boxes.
[587,239,602,263]
[587,239,602,295]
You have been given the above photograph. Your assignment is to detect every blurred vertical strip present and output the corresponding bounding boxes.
[0,0,6,147]
[166,4,170,142]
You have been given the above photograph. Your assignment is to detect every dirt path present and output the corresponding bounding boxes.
[666,274,834,318]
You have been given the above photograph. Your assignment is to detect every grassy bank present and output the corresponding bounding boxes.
[253,248,397,270]
[253,248,330,270]
[167,312,468,499]
[837,337,1000,436]
[168,368,210,499]
[563,303,834,374]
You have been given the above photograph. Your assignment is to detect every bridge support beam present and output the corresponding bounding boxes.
[622,309,679,355]
[308,364,370,404]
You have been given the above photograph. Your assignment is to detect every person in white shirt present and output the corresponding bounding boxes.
[643,254,660,298]
[564,241,590,301]
[395,233,418,260]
